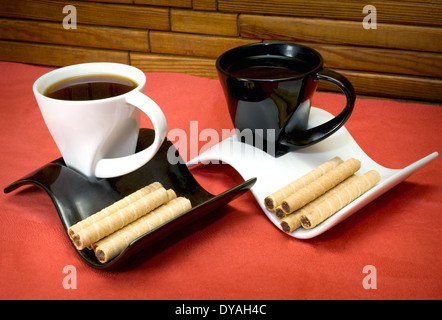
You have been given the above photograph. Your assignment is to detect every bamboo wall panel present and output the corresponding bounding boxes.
[219,0,442,26]
[284,42,442,78]
[241,15,442,52]
[0,0,440,102]
[0,18,149,51]
[150,31,258,58]
[0,0,170,30]
[318,70,442,102]
[0,40,129,66]
[171,9,238,36]
[130,52,216,78]
[193,0,217,11]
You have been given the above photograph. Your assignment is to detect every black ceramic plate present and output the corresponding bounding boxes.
[4,129,256,270]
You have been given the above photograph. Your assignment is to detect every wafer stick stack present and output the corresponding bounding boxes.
[68,181,193,263]
[280,175,359,233]
[264,156,381,233]
[264,157,343,212]
[300,170,380,229]
[280,158,361,216]
[68,182,163,238]
[94,197,192,263]
[71,186,177,250]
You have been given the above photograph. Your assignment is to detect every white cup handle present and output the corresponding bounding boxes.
[94,91,167,178]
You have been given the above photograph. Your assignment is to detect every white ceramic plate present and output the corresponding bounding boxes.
[187,107,438,239]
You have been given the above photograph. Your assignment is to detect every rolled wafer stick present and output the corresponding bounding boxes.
[83,189,176,251]
[68,182,163,238]
[94,197,192,263]
[72,187,173,250]
[264,157,343,211]
[280,211,303,233]
[88,189,176,251]
[281,158,361,215]
[280,175,359,233]
[275,206,286,219]
[300,170,380,229]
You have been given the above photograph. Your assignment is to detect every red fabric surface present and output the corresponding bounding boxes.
[0,61,441,300]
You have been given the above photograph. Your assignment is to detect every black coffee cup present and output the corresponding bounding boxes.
[216,42,355,156]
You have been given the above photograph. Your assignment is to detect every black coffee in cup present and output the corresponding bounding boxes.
[216,42,355,156]
[226,56,312,80]
[33,62,167,179]
[44,74,137,101]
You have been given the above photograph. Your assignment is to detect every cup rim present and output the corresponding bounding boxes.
[33,62,146,103]
[216,42,324,82]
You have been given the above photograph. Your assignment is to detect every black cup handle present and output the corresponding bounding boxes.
[280,68,355,148]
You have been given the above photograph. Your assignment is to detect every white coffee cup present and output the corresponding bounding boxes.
[33,62,167,179]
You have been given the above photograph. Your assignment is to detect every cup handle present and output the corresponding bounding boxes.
[280,68,355,148]
[94,91,167,178]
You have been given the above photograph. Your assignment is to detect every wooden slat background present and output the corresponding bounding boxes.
[0,0,441,102]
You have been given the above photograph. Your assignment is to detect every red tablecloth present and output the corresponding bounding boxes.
[0,61,441,300]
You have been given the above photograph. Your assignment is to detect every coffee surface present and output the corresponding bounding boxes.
[44,74,137,101]
[229,66,302,79]
[226,56,312,80]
